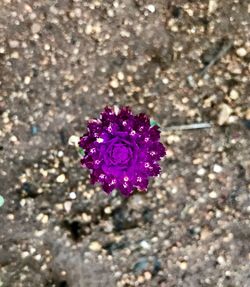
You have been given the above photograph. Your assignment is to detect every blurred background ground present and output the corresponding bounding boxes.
[0,0,250,286]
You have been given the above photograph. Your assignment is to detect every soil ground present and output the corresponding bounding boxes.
[0,1,250,286]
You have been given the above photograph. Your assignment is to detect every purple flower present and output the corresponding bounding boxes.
[78,106,166,197]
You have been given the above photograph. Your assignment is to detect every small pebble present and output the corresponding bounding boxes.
[178,261,188,270]
[213,164,223,173]
[217,256,226,266]
[85,24,93,35]
[41,214,49,224]
[11,51,19,59]
[218,103,232,126]
[56,174,66,183]
[229,89,239,100]
[197,167,206,176]
[34,254,42,261]
[144,271,152,280]
[7,214,14,220]
[110,78,119,88]
[208,0,218,14]
[24,76,31,85]
[89,241,102,252]
[69,192,76,199]
[68,135,79,146]
[117,71,124,81]
[58,150,64,157]
[8,39,19,48]
[209,191,218,199]
[104,206,112,214]
[0,195,4,207]
[140,240,151,250]
[147,4,156,13]
[236,47,247,57]
[31,125,38,135]
[64,201,72,213]
[31,23,41,34]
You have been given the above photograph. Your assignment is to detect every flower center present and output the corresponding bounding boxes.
[110,143,132,165]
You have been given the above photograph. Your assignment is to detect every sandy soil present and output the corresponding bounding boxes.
[0,0,250,286]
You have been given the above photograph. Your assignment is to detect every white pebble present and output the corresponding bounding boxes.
[31,23,41,34]
[69,192,76,199]
[110,78,119,88]
[213,164,223,173]
[56,174,66,183]
[64,201,72,213]
[85,24,93,35]
[197,167,206,176]
[58,150,64,157]
[217,256,226,266]
[229,89,239,100]
[24,76,31,85]
[236,47,247,57]
[68,135,79,146]
[34,254,42,261]
[147,4,156,13]
[89,241,102,251]
[209,191,218,199]
[140,240,151,250]
[8,39,19,48]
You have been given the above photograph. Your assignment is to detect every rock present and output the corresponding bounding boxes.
[85,24,93,35]
[24,76,31,85]
[152,257,161,275]
[147,4,156,13]
[209,191,218,199]
[31,125,38,135]
[218,103,232,126]
[197,167,206,176]
[103,240,127,254]
[178,261,188,270]
[112,207,138,231]
[109,78,119,89]
[0,195,4,207]
[236,47,247,57]
[144,271,152,280]
[89,241,102,252]
[8,39,19,48]
[213,164,223,173]
[68,135,79,146]
[64,201,72,213]
[217,256,226,266]
[56,174,66,183]
[132,257,148,273]
[208,0,218,14]
[31,23,41,34]
[104,206,112,214]
[140,240,151,250]
[21,182,38,198]
[229,89,239,100]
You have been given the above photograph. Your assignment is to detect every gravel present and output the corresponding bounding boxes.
[0,0,249,287]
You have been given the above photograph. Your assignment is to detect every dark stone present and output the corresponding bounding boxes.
[152,257,161,276]
[103,241,127,255]
[142,207,153,223]
[59,129,68,145]
[242,120,250,129]
[31,125,39,135]
[132,257,148,273]
[21,182,38,198]
[112,207,138,231]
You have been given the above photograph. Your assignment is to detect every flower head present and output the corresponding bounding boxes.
[79,106,166,196]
